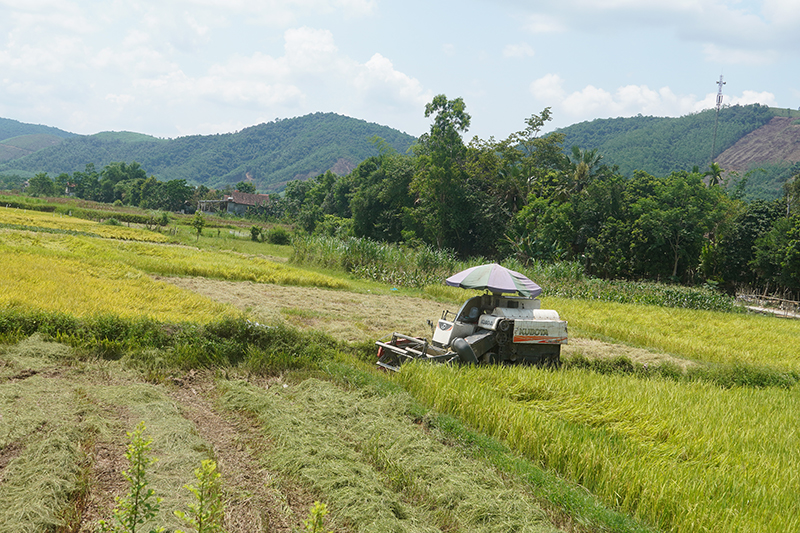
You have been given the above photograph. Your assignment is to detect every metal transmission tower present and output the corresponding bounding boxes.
[711,74,726,162]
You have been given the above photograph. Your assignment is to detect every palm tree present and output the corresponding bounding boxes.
[556,146,603,200]
[704,162,724,187]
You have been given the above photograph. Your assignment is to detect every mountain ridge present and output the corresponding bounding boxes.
[0,112,417,192]
[2,106,799,198]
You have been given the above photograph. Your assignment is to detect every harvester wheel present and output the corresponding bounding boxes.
[496,331,510,345]
[480,352,497,365]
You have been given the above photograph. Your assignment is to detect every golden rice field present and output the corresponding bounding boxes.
[5,206,800,533]
[0,246,236,323]
[0,208,347,322]
[398,363,800,533]
[0,206,170,242]
[553,297,800,371]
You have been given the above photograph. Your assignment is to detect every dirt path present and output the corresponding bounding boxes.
[159,276,447,342]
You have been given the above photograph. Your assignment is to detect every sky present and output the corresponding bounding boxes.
[1,0,798,141]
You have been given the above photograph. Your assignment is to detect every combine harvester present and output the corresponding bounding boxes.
[376,263,567,371]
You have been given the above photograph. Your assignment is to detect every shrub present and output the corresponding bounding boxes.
[98,422,164,533]
[264,226,291,245]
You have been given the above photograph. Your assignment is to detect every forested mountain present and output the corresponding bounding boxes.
[0,113,417,192]
[3,105,799,198]
[0,117,76,141]
[0,118,78,164]
[557,104,800,199]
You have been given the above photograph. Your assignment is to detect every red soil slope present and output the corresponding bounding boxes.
[716,117,800,171]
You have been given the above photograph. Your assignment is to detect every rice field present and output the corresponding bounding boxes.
[0,246,234,323]
[0,209,348,322]
[397,363,800,533]
[553,297,800,371]
[0,206,170,242]
[4,203,800,533]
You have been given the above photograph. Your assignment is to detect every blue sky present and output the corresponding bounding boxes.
[1,0,797,141]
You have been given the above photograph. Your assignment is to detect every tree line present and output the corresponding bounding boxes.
[264,96,800,296]
[25,162,196,212]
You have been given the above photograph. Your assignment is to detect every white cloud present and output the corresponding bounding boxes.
[283,27,340,72]
[519,1,797,55]
[729,90,778,107]
[531,74,779,124]
[354,53,431,109]
[503,43,535,58]
[523,13,566,33]
[529,74,565,101]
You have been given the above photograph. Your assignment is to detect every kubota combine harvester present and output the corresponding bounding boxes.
[376,263,567,371]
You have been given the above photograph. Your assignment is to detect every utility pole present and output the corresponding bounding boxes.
[711,74,725,162]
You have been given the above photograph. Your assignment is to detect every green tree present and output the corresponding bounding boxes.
[783,174,800,217]
[98,422,164,533]
[190,211,206,241]
[27,172,54,197]
[235,181,256,194]
[174,460,225,533]
[630,171,724,280]
[703,162,724,187]
[139,177,163,209]
[54,172,71,196]
[717,199,782,286]
[161,179,193,212]
[72,163,100,200]
[410,94,472,252]
[564,145,603,198]
[350,153,415,242]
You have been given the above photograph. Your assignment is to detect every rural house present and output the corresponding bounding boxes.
[199,190,270,215]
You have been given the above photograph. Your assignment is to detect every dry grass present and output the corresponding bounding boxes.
[160,277,447,343]
[219,377,558,533]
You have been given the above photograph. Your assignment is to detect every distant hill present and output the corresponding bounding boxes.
[0,134,70,162]
[715,116,800,199]
[557,104,800,199]
[0,118,77,164]
[4,106,799,199]
[0,117,76,142]
[0,113,417,192]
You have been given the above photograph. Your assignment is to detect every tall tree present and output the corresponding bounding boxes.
[410,94,472,252]
[630,171,724,279]
[27,173,54,197]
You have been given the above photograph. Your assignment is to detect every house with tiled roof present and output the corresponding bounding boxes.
[198,190,270,215]
[226,191,270,215]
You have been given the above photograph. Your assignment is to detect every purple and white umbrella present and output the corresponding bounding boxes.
[445,263,542,298]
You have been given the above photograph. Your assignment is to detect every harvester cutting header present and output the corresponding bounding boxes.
[376,263,567,371]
